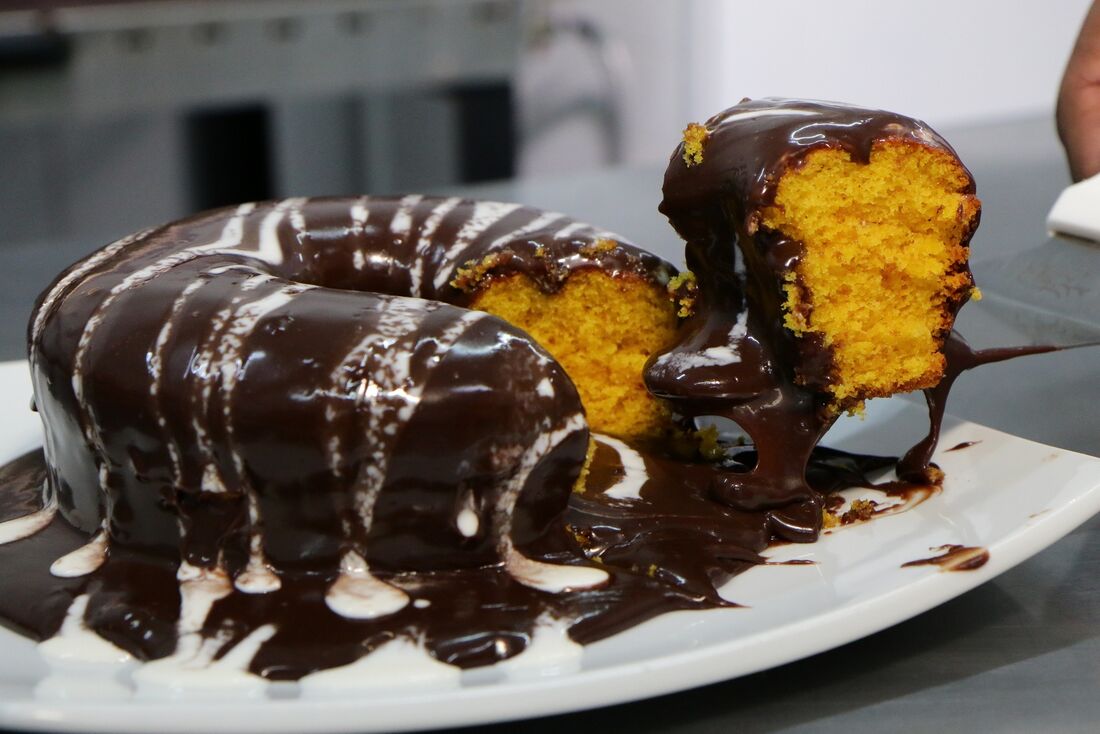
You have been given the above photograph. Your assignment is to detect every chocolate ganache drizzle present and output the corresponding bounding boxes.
[0,102,1055,688]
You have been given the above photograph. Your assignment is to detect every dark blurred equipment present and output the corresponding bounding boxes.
[187,104,274,210]
[0,0,521,244]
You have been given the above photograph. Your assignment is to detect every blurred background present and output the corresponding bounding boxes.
[1,0,1092,245]
[0,0,1093,354]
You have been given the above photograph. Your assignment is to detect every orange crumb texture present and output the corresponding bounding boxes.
[694,424,724,461]
[469,269,679,440]
[841,498,876,524]
[579,238,620,257]
[572,437,597,494]
[761,140,980,412]
[451,254,503,293]
[666,271,698,318]
[682,123,708,167]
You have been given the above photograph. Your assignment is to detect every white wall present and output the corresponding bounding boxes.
[518,0,1094,174]
[517,0,689,176]
[687,0,1093,131]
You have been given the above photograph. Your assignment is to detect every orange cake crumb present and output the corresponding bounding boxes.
[469,269,679,440]
[682,123,709,167]
[572,437,597,494]
[841,498,876,524]
[760,141,979,411]
[667,270,698,318]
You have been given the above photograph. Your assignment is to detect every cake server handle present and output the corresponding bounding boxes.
[1047,170,1100,244]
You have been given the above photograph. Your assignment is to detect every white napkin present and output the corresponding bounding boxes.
[1047,171,1100,242]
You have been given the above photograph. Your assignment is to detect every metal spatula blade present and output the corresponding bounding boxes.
[964,174,1100,348]
[1047,171,1100,243]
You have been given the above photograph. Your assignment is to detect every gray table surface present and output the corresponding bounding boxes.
[4,114,1100,733]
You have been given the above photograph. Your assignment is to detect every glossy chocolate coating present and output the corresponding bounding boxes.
[660,98,974,245]
[28,196,672,578]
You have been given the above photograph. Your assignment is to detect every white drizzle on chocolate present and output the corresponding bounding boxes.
[325,550,410,620]
[49,524,108,577]
[0,480,54,544]
[596,435,649,501]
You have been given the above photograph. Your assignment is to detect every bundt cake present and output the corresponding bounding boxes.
[26,196,677,589]
[0,100,1031,689]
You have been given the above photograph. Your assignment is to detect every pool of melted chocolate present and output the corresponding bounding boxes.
[0,336,1041,681]
[0,439,906,677]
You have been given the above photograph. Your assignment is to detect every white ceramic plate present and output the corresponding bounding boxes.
[2,359,1099,733]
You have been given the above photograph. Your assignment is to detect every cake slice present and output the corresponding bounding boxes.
[762,138,979,408]
[658,98,981,413]
[455,243,679,440]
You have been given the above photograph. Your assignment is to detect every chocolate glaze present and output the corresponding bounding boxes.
[4,195,698,672]
[28,196,674,579]
[898,336,1057,481]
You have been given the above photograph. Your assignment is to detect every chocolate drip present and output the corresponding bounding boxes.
[898,335,1058,481]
